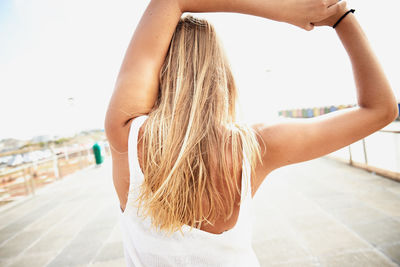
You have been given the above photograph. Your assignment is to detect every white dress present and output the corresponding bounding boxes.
[119,115,260,267]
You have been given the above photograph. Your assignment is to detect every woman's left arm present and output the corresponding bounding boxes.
[105,0,183,152]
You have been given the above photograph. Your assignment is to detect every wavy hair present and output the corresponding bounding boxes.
[133,15,261,235]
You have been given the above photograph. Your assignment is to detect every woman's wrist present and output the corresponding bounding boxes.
[335,13,368,69]
[334,12,356,31]
[332,9,355,28]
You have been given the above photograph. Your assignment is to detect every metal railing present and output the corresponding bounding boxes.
[278,105,400,181]
[0,144,110,206]
[328,127,400,181]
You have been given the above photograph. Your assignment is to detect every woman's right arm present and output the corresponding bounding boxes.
[179,0,345,31]
[251,7,398,195]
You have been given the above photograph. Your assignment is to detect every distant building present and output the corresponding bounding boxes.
[279,102,400,121]
[31,135,55,144]
[279,104,356,119]
[0,139,27,153]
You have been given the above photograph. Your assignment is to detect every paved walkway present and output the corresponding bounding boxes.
[0,157,399,267]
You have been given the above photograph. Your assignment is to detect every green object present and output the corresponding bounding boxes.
[92,142,104,165]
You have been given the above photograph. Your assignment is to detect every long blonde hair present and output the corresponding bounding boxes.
[134,15,261,235]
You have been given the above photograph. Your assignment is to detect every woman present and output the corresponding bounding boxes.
[105,0,398,266]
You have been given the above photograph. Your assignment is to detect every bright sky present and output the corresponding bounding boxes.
[0,0,399,140]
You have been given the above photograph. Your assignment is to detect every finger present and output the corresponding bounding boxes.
[326,1,347,17]
[304,23,315,31]
[326,0,341,8]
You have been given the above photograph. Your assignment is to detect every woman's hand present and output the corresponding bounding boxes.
[312,0,348,27]
[278,0,348,30]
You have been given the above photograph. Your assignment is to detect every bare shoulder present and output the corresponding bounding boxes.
[250,118,290,196]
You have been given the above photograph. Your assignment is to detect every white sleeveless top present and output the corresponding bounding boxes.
[119,115,260,267]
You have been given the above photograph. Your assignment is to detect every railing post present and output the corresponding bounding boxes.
[87,148,92,163]
[53,154,60,180]
[30,164,36,195]
[362,138,368,165]
[79,147,84,169]
[23,167,31,196]
[64,146,69,161]
[348,145,353,165]
[105,143,110,157]
[58,154,63,178]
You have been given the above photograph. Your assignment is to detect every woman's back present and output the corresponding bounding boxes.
[120,115,260,267]
[136,121,245,234]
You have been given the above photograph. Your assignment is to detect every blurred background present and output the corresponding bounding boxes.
[0,0,399,266]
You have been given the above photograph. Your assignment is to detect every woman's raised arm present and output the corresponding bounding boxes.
[251,6,399,195]
[105,0,182,152]
[105,0,345,152]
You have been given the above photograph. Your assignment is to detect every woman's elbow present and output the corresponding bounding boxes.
[382,101,399,123]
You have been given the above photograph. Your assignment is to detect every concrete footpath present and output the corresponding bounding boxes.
[0,157,399,267]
